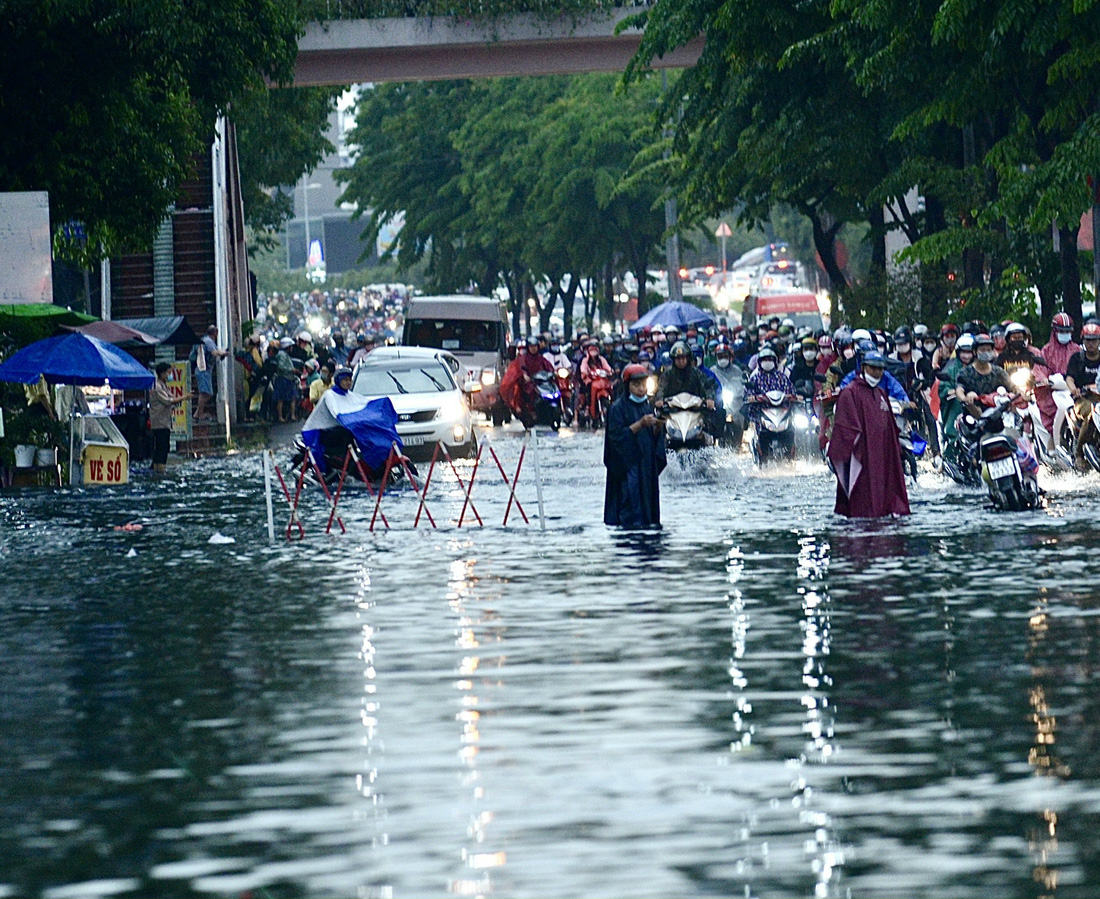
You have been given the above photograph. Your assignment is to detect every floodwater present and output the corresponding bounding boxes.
[2,425,1099,898]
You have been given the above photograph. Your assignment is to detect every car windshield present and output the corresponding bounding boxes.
[406,318,499,352]
[353,363,455,396]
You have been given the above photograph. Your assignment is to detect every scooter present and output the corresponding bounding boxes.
[716,373,746,449]
[290,428,411,489]
[1065,385,1100,472]
[532,370,563,429]
[957,394,1041,511]
[790,398,819,460]
[661,391,711,452]
[750,389,796,464]
[891,398,927,481]
[1012,368,1075,471]
[581,369,614,429]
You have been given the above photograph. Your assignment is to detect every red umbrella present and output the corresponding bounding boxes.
[63,320,160,345]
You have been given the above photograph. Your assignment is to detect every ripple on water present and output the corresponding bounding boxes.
[3,432,1100,896]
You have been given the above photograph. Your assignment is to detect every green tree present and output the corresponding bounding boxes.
[234,86,345,247]
[0,0,302,265]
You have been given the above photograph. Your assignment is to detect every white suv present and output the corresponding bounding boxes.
[351,347,478,459]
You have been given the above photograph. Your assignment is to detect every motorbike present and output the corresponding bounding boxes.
[1010,368,1075,472]
[1065,384,1100,472]
[716,373,746,449]
[579,368,614,429]
[290,427,411,489]
[532,370,563,429]
[890,399,928,481]
[554,365,575,426]
[956,393,1041,511]
[661,391,711,452]
[790,398,819,460]
[750,389,796,464]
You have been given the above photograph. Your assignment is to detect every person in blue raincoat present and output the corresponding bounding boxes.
[604,364,667,527]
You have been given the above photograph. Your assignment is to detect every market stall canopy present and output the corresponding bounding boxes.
[628,300,715,334]
[62,320,159,345]
[0,332,154,390]
[0,303,97,348]
[114,316,199,346]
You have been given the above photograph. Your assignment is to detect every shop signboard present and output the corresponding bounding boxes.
[168,361,192,438]
[83,443,129,486]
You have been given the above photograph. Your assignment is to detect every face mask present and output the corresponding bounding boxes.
[717,357,731,368]
[1057,332,1072,345]
[842,347,855,360]
[551,345,560,353]
[977,351,996,364]
[863,371,883,388]
[896,343,910,355]
[923,341,938,354]
[760,360,776,372]
[629,391,648,403]
[803,350,817,361]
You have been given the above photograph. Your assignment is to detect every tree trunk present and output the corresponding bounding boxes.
[803,205,847,296]
[561,275,579,339]
[602,262,615,330]
[868,205,887,277]
[630,247,649,318]
[1060,226,1083,328]
[538,276,557,334]
[920,195,950,326]
[504,270,522,339]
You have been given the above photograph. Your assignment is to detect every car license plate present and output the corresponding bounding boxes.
[987,457,1016,480]
[402,435,427,446]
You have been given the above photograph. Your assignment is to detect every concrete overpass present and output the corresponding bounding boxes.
[292,8,703,85]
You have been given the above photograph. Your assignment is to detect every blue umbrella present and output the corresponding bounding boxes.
[629,300,715,334]
[0,332,154,390]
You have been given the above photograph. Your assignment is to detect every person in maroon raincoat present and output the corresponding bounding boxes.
[827,352,911,518]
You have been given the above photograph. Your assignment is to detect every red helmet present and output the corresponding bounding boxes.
[1082,323,1100,339]
[940,322,960,336]
[622,363,650,383]
[1052,312,1073,331]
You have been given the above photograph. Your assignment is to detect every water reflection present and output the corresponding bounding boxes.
[354,560,388,897]
[446,551,506,896]
[793,534,844,899]
[1027,587,1067,898]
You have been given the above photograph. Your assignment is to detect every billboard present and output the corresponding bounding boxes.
[0,192,52,304]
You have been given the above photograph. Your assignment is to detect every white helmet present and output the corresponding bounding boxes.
[851,328,872,343]
[298,331,313,343]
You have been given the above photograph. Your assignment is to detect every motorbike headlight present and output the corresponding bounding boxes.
[481,368,496,386]
[1010,368,1031,392]
[793,412,810,429]
[722,388,733,406]
[686,425,701,439]
[646,375,657,396]
[557,367,571,379]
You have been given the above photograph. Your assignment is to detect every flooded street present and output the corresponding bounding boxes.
[2,425,1100,898]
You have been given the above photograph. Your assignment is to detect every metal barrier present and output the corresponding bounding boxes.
[263,430,547,540]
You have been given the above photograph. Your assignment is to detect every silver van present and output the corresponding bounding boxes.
[402,295,511,424]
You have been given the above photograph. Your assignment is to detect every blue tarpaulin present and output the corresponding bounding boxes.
[0,332,154,389]
[300,394,402,473]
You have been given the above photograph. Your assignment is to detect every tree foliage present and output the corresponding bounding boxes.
[0,0,303,264]
[628,0,1100,327]
[234,86,344,244]
[336,74,672,333]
